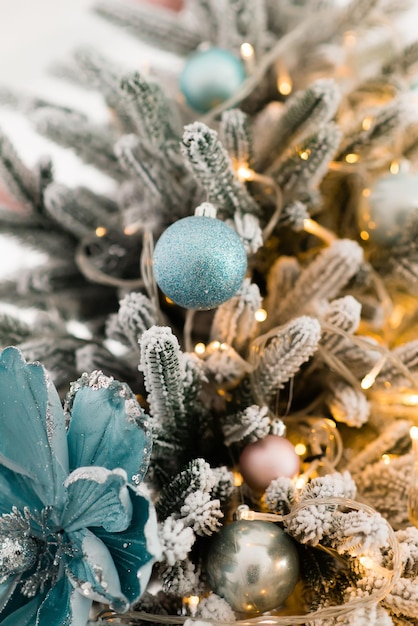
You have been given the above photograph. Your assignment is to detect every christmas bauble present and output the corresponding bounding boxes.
[205,520,299,615]
[153,215,247,310]
[179,47,246,113]
[239,435,300,492]
[358,172,418,245]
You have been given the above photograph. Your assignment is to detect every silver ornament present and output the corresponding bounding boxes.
[205,520,299,615]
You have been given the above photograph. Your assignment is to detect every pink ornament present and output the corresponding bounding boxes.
[239,435,300,492]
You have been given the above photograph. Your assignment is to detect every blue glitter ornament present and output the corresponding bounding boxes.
[153,209,247,310]
[179,47,246,113]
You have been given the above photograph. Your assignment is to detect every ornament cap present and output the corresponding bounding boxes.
[194,203,217,218]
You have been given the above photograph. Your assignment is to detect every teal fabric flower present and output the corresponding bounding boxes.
[0,347,161,625]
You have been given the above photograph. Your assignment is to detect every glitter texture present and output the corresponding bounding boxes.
[153,215,247,310]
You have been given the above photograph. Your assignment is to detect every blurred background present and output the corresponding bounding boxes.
[0,0,417,274]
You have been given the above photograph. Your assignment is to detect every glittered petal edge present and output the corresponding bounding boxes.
[0,347,68,510]
[66,372,152,483]
[95,489,162,604]
[65,528,128,613]
[36,575,92,626]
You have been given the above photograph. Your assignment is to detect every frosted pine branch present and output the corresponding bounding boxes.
[225,212,263,254]
[75,344,137,386]
[278,200,310,230]
[269,123,342,193]
[258,79,341,171]
[182,122,260,218]
[106,292,158,350]
[179,491,223,536]
[210,278,262,353]
[221,0,268,55]
[300,472,357,501]
[320,296,362,353]
[180,352,207,416]
[276,239,363,324]
[44,183,112,239]
[158,559,199,596]
[0,131,49,213]
[18,336,83,390]
[158,517,195,566]
[33,109,124,180]
[0,313,31,345]
[219,109,253,169]
[115,134,186,211]
[265,476,297,515]
[195,594,236,623]
[210,467,235,505]
[378,339,418,386]
[155,458,216,520]
[355,454,411,528]
[337,101,404,160]
[383,40,418,75]
[94,1,200,56]
[345,420,412,474]
[328,509,389,555]
[251,315,321,404]
[222,405,270,446]
[325,381,370,427]
[139,325,186,433]
[262,256,301,329]
[120,72,181,145]
[71,47,138,134]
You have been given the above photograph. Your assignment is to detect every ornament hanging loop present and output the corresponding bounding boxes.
[194,202,217,218]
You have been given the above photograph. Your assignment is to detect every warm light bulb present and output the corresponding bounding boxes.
[299,149,311,161]
[390,161,400,175]
[237,165,254,181]
[194,342,206,355]
[294,475,307,489]
[362,116,373,131]
[254,308,268,322]
[294,443,307,456]
[277,63,293,96]
[124,224,138,236]
[95,226,107,237]
[345,153,359,164]
[360,230,370,241]
[381,454,391,465]
[233,470,244,487]
[361,375,374,390]
[240,42,254,59]
[410,426,418,441]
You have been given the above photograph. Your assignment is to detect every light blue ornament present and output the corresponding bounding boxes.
[179,47,246,113]
[358,171,418,245]
[153,211,247,310]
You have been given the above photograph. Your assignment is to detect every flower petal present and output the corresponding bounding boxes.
[0,466,44,515]
[0,347,68,510]
[0,577,18,613]
[0,594,42,626]
[65,528,128,612]
[66,372,151,483]
[95,489,161,604]
[36,575,92,626]
[61,467,132,533]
